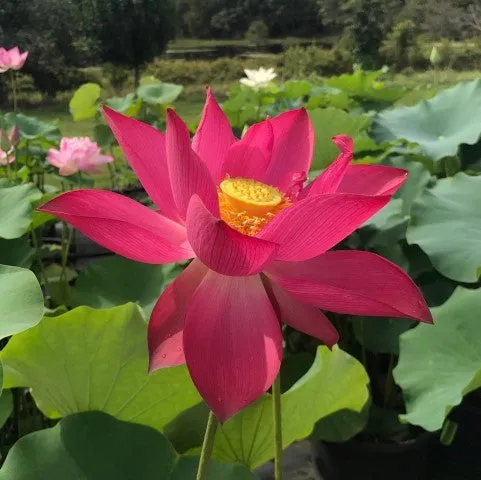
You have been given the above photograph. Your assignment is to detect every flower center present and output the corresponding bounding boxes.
[218,177,290,236]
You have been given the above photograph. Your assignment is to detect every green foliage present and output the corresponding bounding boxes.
[407,173,481,283]
[1,304,201,430]
[0,412,256,480]
[69,83,101,121]
[72,255,184,315]
[245,20,269,44]
[394,288,481,431]
[137,82,184,105]
[310,107,371,169]
[174,346,369,468]
[0,264,44,339]
[372,79,481,162]
[281,45,343,78]
[79,0,176,70]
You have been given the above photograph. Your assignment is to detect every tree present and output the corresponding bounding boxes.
[79,0,176,86]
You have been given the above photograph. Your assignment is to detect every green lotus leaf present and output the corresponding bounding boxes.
[394,287,481,431]
[1,304,200,431]
[372,79,481,161]
[69,83,101,121]
[0,412,256,480]
[406,173,481,283]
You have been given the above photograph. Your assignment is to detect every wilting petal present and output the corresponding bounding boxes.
[148,260,208,369]
[262,109,314,191]
[337,164,407,196]
[38,190,194,264]
[303,135,353,196]
[221,119,273,181]
[266,250,433,323]
[257,194,390,261]
[166,109,219,218]
[186,195,278,276]
[183,271,283,421]
[103,106,179,222]
[268,280,339,348]
[192,87,236,183]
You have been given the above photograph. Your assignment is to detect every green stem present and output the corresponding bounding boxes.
[107,162,116,190]
[272,373,283,480]
[196,411,219,480]
[31,229,51,300]
[60,222,74,286]
[10,71,17,113]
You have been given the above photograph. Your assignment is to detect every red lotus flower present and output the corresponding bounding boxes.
[38,89,432,422]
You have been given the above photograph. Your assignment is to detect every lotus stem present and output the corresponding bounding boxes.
[196,411,219,480]
[272,373,283,480]
[10,71,17,113]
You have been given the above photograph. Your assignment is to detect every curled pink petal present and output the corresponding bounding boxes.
[183,270,283,422]
[37,190,194,264]
[148,260,208,370]
[103,106,179,222]
[186,195,278,276]
[266,250,433,323]
[337,165,408,196]
[262,108,314,191]
[268,280,339,348]
[257,193,390,261]
[192,87,236,183]
[166,109,219,218]
[303,135,353,196]
[221,119,273,181]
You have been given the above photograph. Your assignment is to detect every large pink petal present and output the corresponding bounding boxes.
[148,260,208,370]
[186,195,278,276]
[221,119,273,181]
[38,190,193,264]
[166,109,220,218]
[302,135,353,196]
[268,280,339,348]
[192,87,236,183]
[183,271,283,421]
[262,109,314,191]
[266,250,433,323]
[257,194,390,261]
[102,106,179,222]
[337,164,408,196]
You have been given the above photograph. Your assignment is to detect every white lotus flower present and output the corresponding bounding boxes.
[240,67,277,89]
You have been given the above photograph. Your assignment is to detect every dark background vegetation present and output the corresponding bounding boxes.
[1,0,481,104]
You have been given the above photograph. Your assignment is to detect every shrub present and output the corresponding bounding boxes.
[380,21,423,70]
[281,45,344,78]
[245,20,269,45]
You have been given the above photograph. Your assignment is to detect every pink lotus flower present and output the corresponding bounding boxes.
[38,89,432,422]
[0,47,29,73]
[46,137,113,176]
[0,126,19,165]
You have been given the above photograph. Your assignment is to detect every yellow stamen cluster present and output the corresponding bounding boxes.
[218,177,290,236]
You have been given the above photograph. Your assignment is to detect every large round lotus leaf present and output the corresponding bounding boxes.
[72,255,183,316]
[137,82,183,105]
[183,346,369,469]
[372,79,481,161]
[0,304,200,431]
[0,237,34,268]
[0,183,41,239]
[0,412,256,480]
[310,107,371,169]
[3,113,60,141]
[0,264,44,339]
[406,173,481,283]
[394,287,481,431]
[69,83,101,121]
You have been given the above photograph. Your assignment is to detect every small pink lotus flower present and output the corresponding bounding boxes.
[0,126,19,165]
[38,89,432,422]
[47,137,113,176]
[0,47,29,73]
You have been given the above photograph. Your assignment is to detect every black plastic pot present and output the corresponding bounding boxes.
[311,432,438,480]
